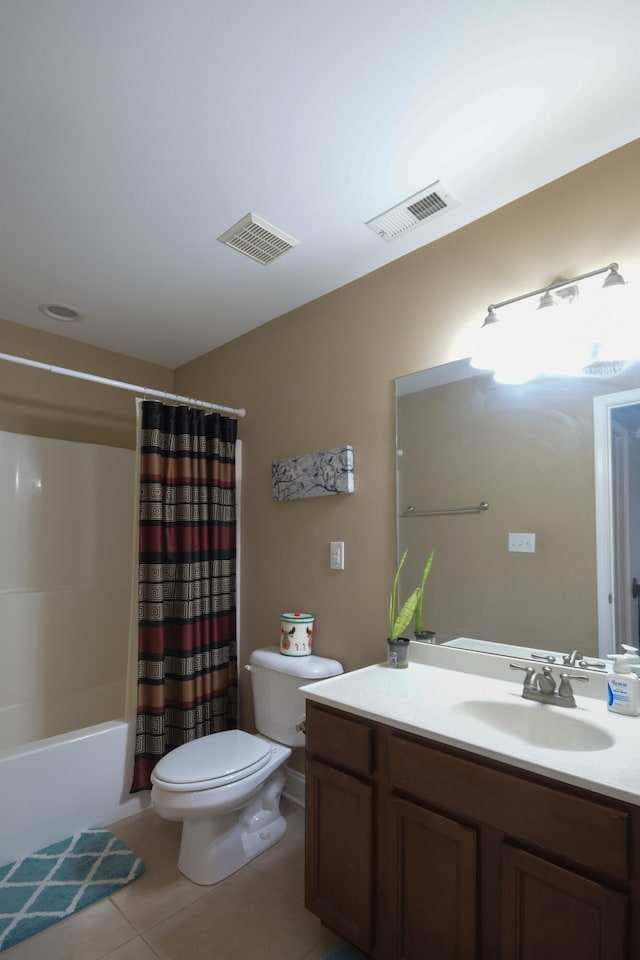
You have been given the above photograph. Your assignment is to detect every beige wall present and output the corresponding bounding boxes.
[0,318,174,448]
[175,139,640,744]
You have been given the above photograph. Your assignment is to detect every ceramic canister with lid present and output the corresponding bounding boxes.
[280,612,314,656]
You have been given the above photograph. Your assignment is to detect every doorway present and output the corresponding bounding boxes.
[594,390,640,657]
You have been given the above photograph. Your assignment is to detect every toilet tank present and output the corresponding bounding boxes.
[248,645,343,748]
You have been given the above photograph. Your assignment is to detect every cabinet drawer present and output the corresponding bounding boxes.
[306,702,374,776]
[389,733,630,881]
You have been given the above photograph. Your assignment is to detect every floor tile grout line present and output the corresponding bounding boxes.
[93,919,140,960]
[111,850,317,952]
[119,863,262,938]
[138,932,167,960]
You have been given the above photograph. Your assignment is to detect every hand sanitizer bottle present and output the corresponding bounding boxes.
[607,656,640,715]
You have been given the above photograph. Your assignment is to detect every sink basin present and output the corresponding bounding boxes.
[453,698,615,751]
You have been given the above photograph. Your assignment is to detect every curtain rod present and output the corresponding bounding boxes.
[0,352,246,418]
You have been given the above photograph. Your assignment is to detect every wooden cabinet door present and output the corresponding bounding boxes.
[386,796,478,960]
[305,757,374,952]
[501,844,628,960]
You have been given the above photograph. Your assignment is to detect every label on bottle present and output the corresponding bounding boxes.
[607,677,640,714]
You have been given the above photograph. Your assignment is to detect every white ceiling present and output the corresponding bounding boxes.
[1,1,639,368]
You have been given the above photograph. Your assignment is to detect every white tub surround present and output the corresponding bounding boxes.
[0,430,135,750]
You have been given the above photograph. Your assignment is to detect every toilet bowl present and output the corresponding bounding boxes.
[151,730,291,885]
[151,645,343,885]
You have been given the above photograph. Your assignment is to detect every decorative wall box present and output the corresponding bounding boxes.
[272,445,354,501]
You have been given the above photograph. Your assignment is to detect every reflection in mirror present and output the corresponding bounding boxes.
[395,358,640,664]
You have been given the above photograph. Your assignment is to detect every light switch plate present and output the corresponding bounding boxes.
[330,541,345,570]
[508,533,535,553]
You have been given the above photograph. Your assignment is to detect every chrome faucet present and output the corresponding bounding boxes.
[560,649,607,670]
[510,663,589,708]
[564,649,583,666]
[530,649,607,671]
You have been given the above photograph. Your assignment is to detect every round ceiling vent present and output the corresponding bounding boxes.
[38,303,84,322]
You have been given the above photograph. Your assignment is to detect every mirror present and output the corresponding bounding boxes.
[395,358,640,665]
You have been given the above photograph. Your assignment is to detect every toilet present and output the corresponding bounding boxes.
[150,644,343,885]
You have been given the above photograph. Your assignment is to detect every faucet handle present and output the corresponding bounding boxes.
[577,659,607,671]
[558,672,589,700]
[509,663,537,690]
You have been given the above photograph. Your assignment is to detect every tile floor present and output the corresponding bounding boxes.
[5,799,351,960]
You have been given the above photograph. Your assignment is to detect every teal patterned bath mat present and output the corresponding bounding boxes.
[0,828,144,952]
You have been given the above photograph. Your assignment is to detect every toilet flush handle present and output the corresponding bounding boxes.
[244,664,256,672]
[295,715,306,735]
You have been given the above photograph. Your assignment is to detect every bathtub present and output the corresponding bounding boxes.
[0,719,150,866]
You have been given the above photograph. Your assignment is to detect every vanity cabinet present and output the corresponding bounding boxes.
[304,701,639,960]
[305,705,376,951]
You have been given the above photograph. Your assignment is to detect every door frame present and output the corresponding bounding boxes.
[594,387,640,657]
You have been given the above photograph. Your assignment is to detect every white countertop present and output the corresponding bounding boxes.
[300,642,640,807]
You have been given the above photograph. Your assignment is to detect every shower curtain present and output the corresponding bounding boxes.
[131,401,238,792]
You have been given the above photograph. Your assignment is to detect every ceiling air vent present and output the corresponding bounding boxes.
[218,212,300,265]
[366,180,460,243]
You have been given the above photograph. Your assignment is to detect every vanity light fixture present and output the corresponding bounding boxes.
[481,263,625,322]
[470,262,632,383]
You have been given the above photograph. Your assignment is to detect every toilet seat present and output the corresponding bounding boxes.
[151,730,273,792]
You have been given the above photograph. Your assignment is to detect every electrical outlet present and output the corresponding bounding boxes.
[508,533,536,553]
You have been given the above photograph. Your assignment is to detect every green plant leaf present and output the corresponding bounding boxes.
[415,548,435,633]
[389,548,408,638]
[391,588,419,640]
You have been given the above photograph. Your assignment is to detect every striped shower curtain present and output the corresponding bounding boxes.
[131,401,238,792]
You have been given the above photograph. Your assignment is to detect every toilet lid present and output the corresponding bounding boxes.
[152,730,272,789]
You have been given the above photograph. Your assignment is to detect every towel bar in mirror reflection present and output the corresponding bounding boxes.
[403,502,489,517]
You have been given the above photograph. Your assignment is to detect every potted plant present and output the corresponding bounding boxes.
[387,549,420,668]
[414,548,436,643]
